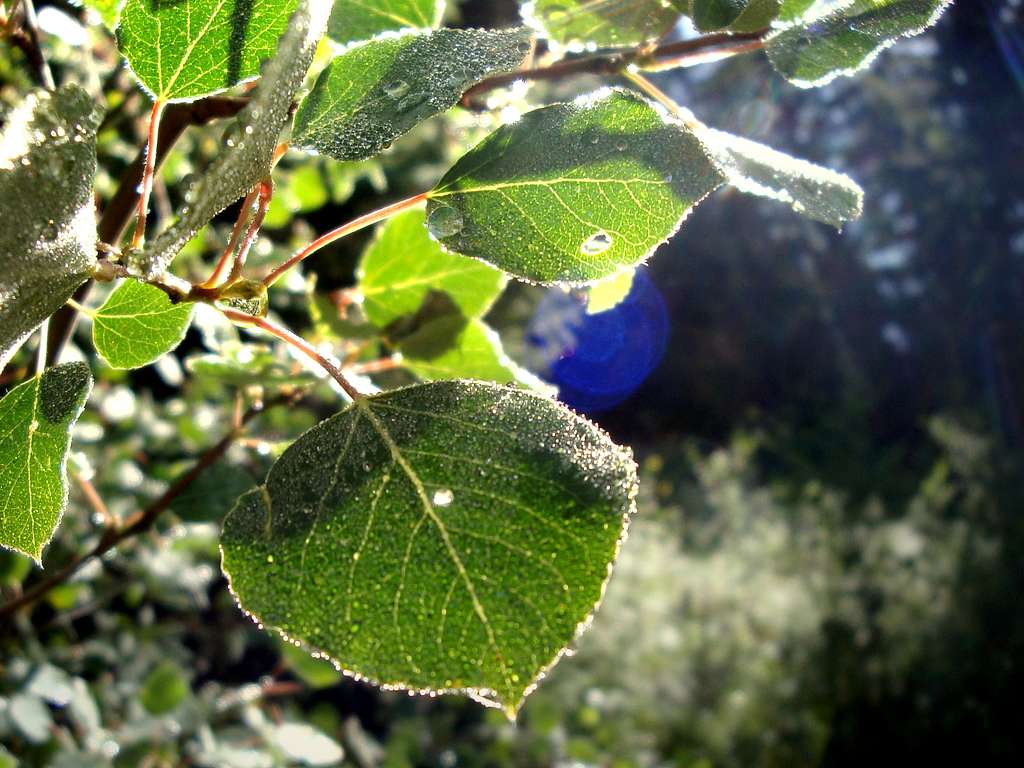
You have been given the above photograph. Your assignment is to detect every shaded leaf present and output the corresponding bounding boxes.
[767,0,953,87]
[139,661,189,714]
[779,0,817,20]
[221,380,637,717]
[358,209,505,328]
[696,125,863,227]
[92,280,194,369]
[692,0,751,30]
[401,317,538,386]
[0,85,101,371]
[138,0,332,279]
[425,89,725,284]
[327,0,443,44]
[523,0,686,48]
[0,363,93,561]
[171,461,257,522]
[116,0,301,101]
[293,28,531,162]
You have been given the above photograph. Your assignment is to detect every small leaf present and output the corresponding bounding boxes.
[729,0,783,32]
[269,723,344,766]
[358,209,505,328]
[696,125,863,227]
[425,89,725,284]
[327,0,443,44]
[767,0,954,88]
[401,317,538,386]
[523,0,686,48]
[139,0,332,279]
[221,380,637,717]
[139,661,189,714]
[92,280,194,369]
[0,85,101,371]
[0,363,93,562]
[116,0,301,101]
[293,28,531,162]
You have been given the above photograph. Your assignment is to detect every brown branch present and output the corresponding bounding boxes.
[462,30,768,107]
[0,394,292,624]
[45,96,249,367]
[9,0,54,90]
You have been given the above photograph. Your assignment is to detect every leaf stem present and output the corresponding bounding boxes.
[228,178,274,283]
[130,99,167,250]
[262,192,429,288]
[220,309,364,401]
[201,186,259,289]
[35,318,48,376]
[621,69,699,128]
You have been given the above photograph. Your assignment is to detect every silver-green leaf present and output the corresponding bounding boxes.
[92,280,194,370]
[221,380,637,717]
[0,85,101,371]
[0,363,93,562]
[293,28,531,162]
[425,89,725,285]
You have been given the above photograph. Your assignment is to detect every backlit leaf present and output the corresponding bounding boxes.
[0,363,93,562]
[401,318,537,386]
[424,89,725,285]
[587,269,635,314]
[696,125,863,227]
[116,0,301,101]
[93,280,194,369]
[221,380,637,717]
[0,85,101,371]
[523,0,686,48]
[293,28,531,162]
[327,0,444,44]
[767,0,954,88]
[692,0,750,30]
[358,209,505,328]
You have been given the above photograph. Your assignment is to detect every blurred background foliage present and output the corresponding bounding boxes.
[1,0,1023,766]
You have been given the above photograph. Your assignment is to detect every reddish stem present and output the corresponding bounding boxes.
[201,186,258,289]
[131,99,166,249]
[228,178,274,283]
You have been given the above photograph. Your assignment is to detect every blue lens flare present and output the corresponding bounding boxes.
[526,269,669,413]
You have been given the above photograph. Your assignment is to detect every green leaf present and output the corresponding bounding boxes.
[767,0,954,88]
[0,85,101,371]
[729,0,783,32]
[587,269,635,314]
[358,209,505,328]
[779,0,817,21]
[116,0,301,101]
[139,661,189,714]
[293,28,531,162]
[92,280,194,370]
[401,317,537,386]
[83,0,122,29]
[692,0,750,30]
[171,462,257,523]
[695,125,863,227]
[138,0,332,279]
[327,0,444,44]
[187,343,318,387]
[424,89,725,285]
[221,380,637,717]
[0,363,93,562]
[523,0,686,48]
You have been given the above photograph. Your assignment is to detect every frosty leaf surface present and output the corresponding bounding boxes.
[138,0,332,278]
[697,126,863,227]
[221,380,637,717]
[425,90,725,285]
[0,363,93,561]
[93,280,194,370]
[358,209,505,328]
[767,0,954,87]
[116,0,301,101]
[327,0,443,44]
[523,0,686,48]
[293,28,531,162]
[0,85,101,371]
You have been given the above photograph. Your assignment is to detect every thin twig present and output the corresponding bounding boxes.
[131,99,166,249]
[10,0,54,89]
[0,396,291,623]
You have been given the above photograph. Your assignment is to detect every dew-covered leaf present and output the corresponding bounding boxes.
[327,0,443,44]
[0,363,93,562]
[138,0,332,279]
[92,280,194,369]
[116,0,301,101]
[0,85,101,371]
[358,209,505,328]
[767,0,953,87]
[400,317,537,386]
[221,380,637,717]
[696,125,863,227]
[523,0,686,48]
[424,89,725,285]
[293,28,531,162]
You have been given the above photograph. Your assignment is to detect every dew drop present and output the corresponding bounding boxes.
[384,80,410,99]
[426,206,464,239]
[581,230,613,256]
[432,488,454,507]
